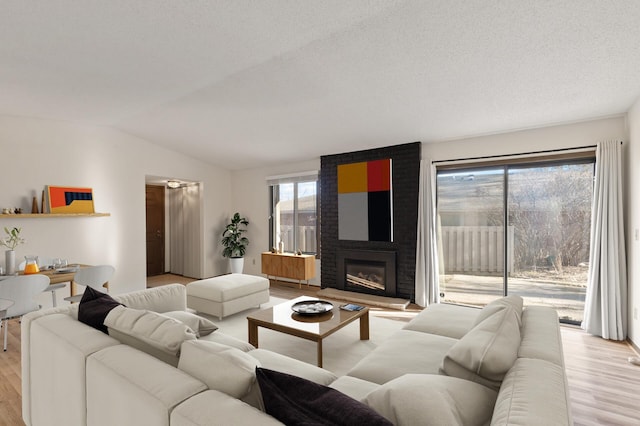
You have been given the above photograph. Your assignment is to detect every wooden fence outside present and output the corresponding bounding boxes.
[440,226,514,274]
[280,225,317,253]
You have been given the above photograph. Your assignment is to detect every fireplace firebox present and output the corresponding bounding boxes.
[336,249,396,297]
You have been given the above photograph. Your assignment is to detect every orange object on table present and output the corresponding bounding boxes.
[24,262,40,274]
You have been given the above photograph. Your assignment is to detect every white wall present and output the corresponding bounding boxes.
[231,159,321,284]
[626,100,640,349]
[422,116,627,161]
[0,115,232,302]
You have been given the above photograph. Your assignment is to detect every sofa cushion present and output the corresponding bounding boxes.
[518,306,564,366]
[365,374,497,426]
[441,304,521,390]
[246,348,339,411]
[403,303,480,339]
[86,345,207,426]
[161,311,218,337]
[248,349,337,386]
[256,367,392,426]
[347,330,457,384]
[329,376,380,402]
[104,306,197,365]
[178,340,259,399]
[473,294,523,327]
[171,390,284,426]
[113,283,187,313]
[27,313,120,426]
[78,287,123,334]
[492,358,571,425]
[199,330,255,351]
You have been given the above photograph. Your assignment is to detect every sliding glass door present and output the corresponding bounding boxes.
[436,159,594,324]
[506,162,593,323]
[437,167,506,307]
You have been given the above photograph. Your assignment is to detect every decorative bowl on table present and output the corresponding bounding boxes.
[291,300,333,315]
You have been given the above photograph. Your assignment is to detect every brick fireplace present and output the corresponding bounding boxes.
[320,142,421,301]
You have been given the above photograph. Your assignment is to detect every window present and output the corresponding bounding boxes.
[268,172,318,255]
[436,156,595,324]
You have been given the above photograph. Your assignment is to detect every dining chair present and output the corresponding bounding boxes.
[0,274,51,351]
[64,265,116,303]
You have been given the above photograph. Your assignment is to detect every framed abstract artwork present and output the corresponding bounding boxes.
[337,159,393,241]
[45,186,95,214]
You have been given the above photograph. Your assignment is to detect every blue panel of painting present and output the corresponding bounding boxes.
[65,191,93,206]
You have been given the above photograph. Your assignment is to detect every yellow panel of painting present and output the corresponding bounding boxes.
[50,200,95,214]
[338,162,368,193]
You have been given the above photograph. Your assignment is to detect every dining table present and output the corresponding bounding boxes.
[20,264,91,297]
[1,263,104,301]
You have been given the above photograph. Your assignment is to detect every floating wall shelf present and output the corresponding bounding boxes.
[0,213,110,218]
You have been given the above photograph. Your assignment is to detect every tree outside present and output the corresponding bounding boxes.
[507,164,593,277]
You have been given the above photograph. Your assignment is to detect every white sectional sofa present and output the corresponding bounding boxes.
[334,301,572,425]
[22,284,571,425]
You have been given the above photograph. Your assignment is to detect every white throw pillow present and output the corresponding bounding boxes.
[104,306,197,358]
[365,374,497,426]
[160,311,218,337]
[441,304,521,389]
[473,294,523,327]
[178,340,260,399]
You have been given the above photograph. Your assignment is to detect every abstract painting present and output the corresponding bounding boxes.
[46,186,95,214]
[337,159,392,241]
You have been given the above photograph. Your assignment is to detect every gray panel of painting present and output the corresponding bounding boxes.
[338,192,368,240]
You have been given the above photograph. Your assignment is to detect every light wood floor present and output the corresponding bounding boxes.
[1,274,638,426]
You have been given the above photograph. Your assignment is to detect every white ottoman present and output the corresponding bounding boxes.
[186,274,270,320]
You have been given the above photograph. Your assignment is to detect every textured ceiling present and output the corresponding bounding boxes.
[2,1,640,170]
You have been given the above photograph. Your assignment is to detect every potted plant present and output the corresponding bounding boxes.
[1,227,24,275]
[221,213,249,274]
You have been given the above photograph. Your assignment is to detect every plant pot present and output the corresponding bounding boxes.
[229,257,244,274]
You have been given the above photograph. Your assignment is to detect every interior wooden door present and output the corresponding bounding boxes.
[146,185,165,276]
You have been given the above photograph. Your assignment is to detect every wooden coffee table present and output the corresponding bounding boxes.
[247,296,369,367]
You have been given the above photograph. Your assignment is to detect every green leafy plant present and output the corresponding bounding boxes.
[1,227,24,250]
[221,213,249,258]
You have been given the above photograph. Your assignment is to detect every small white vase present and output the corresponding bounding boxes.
[229,257,244,274]
[5,250,15,275]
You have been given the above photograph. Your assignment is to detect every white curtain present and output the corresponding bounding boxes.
[582,140,627,340]
[169,184,203,279]
[415,159,440,307]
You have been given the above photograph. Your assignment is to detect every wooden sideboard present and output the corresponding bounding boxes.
[261,252,316,288]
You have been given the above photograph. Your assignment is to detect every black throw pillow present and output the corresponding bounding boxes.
[78,287,123,334]
[255,367,392,426]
